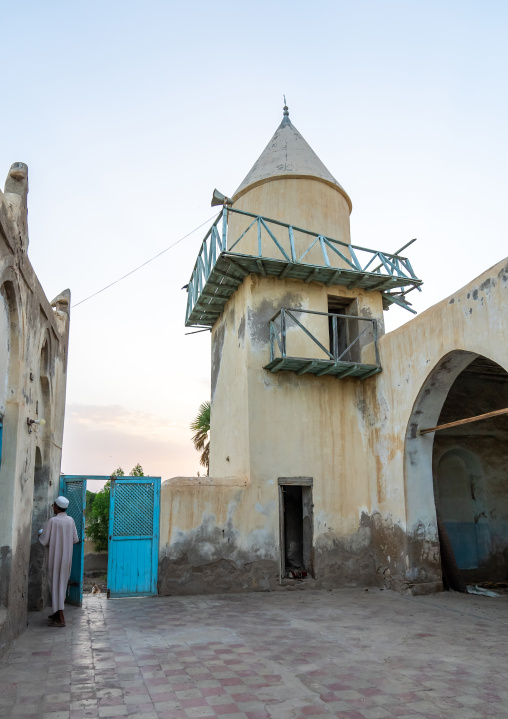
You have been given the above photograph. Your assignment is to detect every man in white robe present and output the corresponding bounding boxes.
[39,495,79,627]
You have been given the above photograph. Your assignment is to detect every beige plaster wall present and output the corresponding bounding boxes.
[160,269,387,592]
[375,259,508,520]
[229,178,352,268]
[0,164,70,655]
[161,157,390,594]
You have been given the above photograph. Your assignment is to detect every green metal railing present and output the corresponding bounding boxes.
[185,207,422,326]
[268,308,380,368]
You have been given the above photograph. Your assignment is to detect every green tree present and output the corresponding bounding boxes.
[191,401,210,474]
[129,463,144,476]
[86,481,110,552]
[85,465,144,552]
[85,489,96,514]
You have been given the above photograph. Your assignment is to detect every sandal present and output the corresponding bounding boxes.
[48,620,66,627]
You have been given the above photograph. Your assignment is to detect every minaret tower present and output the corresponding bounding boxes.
[183,104,421,583]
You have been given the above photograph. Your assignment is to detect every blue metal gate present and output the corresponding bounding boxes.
[107,476,161,598]
[60,475,87,607]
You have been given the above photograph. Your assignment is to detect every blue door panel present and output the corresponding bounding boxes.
[108,477,160,598]
[444,521,479,570]
[109,538,153,595]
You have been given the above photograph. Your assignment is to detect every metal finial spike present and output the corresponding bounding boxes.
[283,95,289,117]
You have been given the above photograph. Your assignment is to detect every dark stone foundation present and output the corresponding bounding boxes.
[158,512,444,597]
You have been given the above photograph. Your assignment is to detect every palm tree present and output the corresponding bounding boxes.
[191,401,210,474]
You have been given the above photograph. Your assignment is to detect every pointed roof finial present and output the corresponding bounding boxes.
[233,103,352,212]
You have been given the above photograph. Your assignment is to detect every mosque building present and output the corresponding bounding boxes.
[159,104,508,596]
[1,104,507,656]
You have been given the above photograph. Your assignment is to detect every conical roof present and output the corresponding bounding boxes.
[233,105,352,212]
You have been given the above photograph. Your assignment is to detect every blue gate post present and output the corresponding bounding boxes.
[60,475,87,607]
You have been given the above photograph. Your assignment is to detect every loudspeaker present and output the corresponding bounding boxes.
[211,188,232,207]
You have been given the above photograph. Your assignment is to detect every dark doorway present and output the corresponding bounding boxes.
[278,478,313,579]
[327,296,360,362]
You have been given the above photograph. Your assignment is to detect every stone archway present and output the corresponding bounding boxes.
[0,278,21,611]
[404,351,508,586]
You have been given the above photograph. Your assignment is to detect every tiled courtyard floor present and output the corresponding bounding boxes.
[1,588,508,719]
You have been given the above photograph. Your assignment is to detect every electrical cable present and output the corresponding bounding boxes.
[71,212,218,309]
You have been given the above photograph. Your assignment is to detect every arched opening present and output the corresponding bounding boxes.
[432,356,508,583]
[0,279,21,609]
[38,337,51,429]
[405,352,508,588]
[27,446,49,611]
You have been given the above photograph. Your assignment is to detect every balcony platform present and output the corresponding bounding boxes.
[185,208,423,328]
[187,251,422,328]
[264,357,382,380]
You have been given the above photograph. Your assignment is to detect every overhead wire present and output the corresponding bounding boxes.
[71,212,218,309]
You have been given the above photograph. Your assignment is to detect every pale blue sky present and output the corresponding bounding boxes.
[1,1,507,479]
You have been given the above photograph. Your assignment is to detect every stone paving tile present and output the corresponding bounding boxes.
[2,589,508,719]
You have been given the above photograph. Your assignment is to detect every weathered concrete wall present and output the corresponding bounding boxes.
[372,258,508,590]
[83,539,108,572]
[162,258,508,596]
[0,163,70,655]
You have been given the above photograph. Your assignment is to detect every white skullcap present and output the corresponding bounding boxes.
[55,496,69,509]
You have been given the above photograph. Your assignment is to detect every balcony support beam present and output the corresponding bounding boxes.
[200,291,230,301]
[304,268,321,284]
[326,270,342,286]
[213,269,243,284]
[269,359,286,373]
[256,259,267,277]
[335,365,359,379]
[296,361,317,376]
[315,363,339,377]
[278,262,293,280]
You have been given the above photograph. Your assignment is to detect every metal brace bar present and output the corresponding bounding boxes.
[260,218,291,261]
[227,217,258,252]
[336,326,369,362]
[285,311,334,360]
[288,226,296,261]
[319,236,331,267]
[322,238,359,271]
